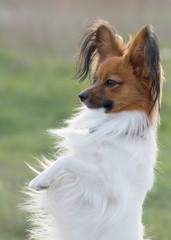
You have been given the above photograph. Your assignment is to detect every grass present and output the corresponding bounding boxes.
[0,46,171,240]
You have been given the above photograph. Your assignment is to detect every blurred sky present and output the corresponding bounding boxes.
[0,0,171,60]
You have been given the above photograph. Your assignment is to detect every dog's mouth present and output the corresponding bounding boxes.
[84,100,114,113]
[102,100,113,112]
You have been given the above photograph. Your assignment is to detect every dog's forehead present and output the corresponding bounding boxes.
[96,56,123,79]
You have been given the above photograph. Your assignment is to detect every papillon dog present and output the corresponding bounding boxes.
[26,19,163,240]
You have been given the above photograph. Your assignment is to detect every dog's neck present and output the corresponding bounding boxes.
[50,107,156,145]
[73,107,150,134]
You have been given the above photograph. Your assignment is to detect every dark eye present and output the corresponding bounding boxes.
[104,79,120,87]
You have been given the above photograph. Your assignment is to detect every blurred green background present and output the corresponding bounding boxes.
[0,0,171,239]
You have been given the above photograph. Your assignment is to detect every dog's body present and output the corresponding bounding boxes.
[27,19,163,240]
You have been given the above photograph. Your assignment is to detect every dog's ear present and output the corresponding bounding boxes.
[74,19,124,83]
[95,24,124,62]
[125,25,162,111]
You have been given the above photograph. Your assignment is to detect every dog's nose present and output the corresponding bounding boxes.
[79,91,89,102]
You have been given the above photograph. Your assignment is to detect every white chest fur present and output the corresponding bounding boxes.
[29,108,157,240]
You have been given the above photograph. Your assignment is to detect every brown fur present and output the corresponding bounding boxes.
[75,19,163,125]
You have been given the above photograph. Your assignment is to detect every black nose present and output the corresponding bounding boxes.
[79,91,89,102]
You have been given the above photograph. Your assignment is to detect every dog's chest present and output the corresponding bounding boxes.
[75,134,156,199]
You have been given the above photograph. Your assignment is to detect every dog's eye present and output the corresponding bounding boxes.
[104,79,120,87]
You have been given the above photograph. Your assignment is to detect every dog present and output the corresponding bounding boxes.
[27,19,163,240]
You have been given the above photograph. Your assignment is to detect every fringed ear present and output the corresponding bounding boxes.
[74,19,124,83]
[125,25,162,111]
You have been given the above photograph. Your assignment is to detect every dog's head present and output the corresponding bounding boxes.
[75,19,163,123]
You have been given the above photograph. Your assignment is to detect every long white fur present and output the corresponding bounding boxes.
[27,106,157,240]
